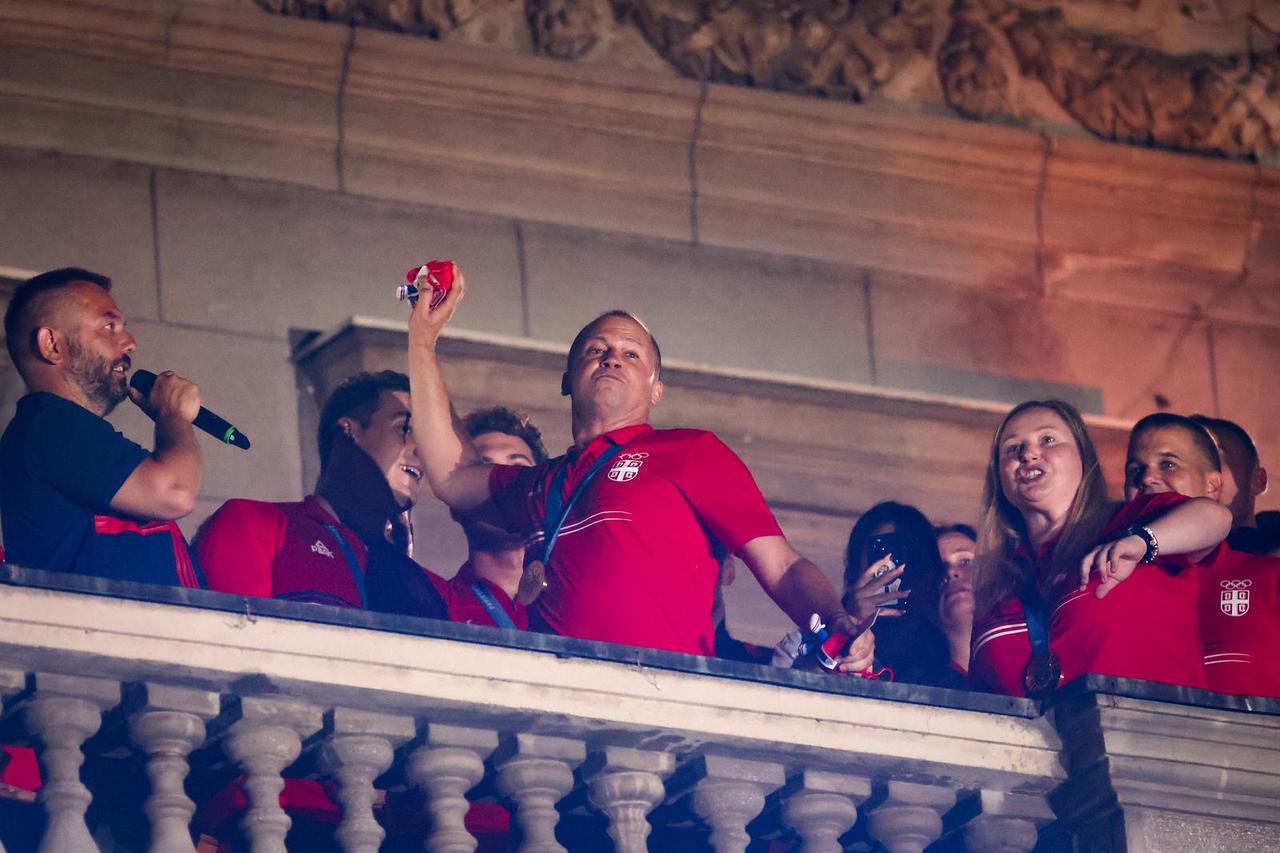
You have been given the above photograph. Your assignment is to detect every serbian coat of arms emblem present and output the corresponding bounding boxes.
[1220,578,1252,617]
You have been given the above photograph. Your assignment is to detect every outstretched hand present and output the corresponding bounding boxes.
[1079,534,1146,599]
[406,262,465,351]
[845,554,910,628]
[829,625,876,674]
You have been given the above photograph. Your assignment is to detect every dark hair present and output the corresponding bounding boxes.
[317,371,409,468]
[1190,414,1258,470]
[844,501,945,620]
[934,523,978,542]
[1130,413,1220,471]
[4,267,112,368]
[566,310,662,379]
[462,406,548,465]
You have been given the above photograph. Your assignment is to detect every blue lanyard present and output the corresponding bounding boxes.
[471,581,518,629]
[1019,578,1050,656]
[322,523,368,609]
[542,442,625,563]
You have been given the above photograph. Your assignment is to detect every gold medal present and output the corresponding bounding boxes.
[1023,652,1062,696]
[517,559,548,605]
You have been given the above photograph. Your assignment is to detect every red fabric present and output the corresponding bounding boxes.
[0,746,39,792]
[438,562,529,630]
[92,514,201,588]
[1199,547,1280,697]
[489,425,782,655]
[971,492,1209,696]
[195,496,368,608]
[196,778,341,833]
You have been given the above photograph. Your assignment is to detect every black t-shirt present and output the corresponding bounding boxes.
[0,392,203,587]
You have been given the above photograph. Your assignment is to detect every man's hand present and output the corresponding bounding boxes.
[1080,534,1145,599]
[845,555,909,628]
[128,370,201,424]
[407,262,465,352]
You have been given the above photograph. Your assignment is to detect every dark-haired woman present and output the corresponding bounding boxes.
[969,400,1232,697]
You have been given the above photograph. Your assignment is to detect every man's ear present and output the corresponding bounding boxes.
[1254,466,1269,498]
[336,417,357,439]
[560,372,571,397]
[650,378,664,407]
[1205,470,1224,502]
[34,327,64,365]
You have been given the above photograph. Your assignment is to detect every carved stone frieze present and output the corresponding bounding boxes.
[939,0,1280,159]
[609,0,935,100]
[527,0,602,59]
[252,0,483,38]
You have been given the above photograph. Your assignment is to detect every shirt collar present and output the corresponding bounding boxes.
[570,423,653,457]
[303,494,342,526]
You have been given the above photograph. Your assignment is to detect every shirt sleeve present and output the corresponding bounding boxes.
[1102,492,1201,569]
[487,462,548,534]
[676,433,783,555]
[24,399,148,511]
[193,500,284,598]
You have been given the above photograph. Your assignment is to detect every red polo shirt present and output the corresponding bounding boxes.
[195,496,369,608]
[1199,547,1280,697]
[971,492,1208,696]
[432,562,529,630]
[488,425,782,655]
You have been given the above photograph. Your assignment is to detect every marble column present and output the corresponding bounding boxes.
[584,746,675,853]
[686,753,785,853]
[315,708,416,853]
[19,673,120,853]
[218,696,323,853]
[779,769,871,853]
[405,723,498,853]
[494,733,586,853]
[124,683,220,853]
[866,780,957,853]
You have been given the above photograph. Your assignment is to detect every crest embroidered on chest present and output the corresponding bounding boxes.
[1220,578,1251,617]
[311,539,335,559]
[607,452,649,482]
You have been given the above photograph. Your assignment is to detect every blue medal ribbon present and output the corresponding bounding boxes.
[541,441,626,564]
[322,523,368,609]
[471,581,518,629]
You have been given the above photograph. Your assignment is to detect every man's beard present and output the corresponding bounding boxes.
[65,336,128,415]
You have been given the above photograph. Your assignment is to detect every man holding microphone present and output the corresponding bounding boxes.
[1,267,204,588]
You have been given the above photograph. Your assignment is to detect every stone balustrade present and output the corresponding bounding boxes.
[0,564,1277,852]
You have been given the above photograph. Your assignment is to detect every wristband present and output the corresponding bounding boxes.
[1127,524,1159,563]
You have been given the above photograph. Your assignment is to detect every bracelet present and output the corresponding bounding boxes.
[1127,524,1159,563]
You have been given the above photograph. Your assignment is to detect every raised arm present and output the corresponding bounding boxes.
[1082,496,1233,598]
[405,265,493,511]
[112,371,202,520]
[737,534,875,672]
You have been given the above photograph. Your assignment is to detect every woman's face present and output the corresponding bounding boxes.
[937,531,976,637]
[997,407,1084,525]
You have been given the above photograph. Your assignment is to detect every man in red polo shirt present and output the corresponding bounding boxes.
[436,406,551,630]
[406,267,875,667]
[195,370,447,619]
[1125,413,1280,697]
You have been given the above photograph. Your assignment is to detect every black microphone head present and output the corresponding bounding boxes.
[128,369,157,395]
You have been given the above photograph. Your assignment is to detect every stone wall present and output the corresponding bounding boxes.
[0,0,1278,642]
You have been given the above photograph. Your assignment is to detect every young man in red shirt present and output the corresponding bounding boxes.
[1125,413,1280,697]
[438,406,550,629]
[406,266,876,669]
[1190,415,1279,556]
[195,370,447,617]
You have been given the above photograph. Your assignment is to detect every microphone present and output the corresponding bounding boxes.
[129,369,251,450]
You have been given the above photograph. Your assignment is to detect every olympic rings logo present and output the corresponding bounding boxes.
[617,453,649,460]
[1220,579,1253,590]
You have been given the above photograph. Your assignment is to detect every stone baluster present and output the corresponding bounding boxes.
[124,683,220,853]
[686,753,785,853]
[494,733,586,853]
[217,696,323,853]
[779,769,871,853]
[15,673,120,853]
[866,780,957,853]
[962,790,1054,853]
[315,708,415,853]
[0,669,27,853]
[584,746,674,853]
[405,723,498,853]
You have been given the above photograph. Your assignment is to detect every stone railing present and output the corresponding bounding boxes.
[0,565,1277,852]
